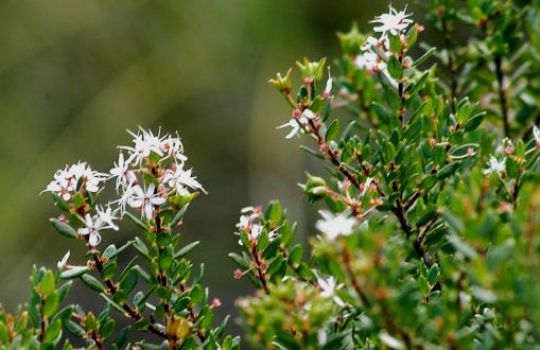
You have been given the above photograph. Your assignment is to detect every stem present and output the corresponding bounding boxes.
[154,215,178,349]
[494,54,510,137]
[91,254,167,339]
[90,329,106,350]
[398,51,406,125]
[38,298,46,343]
[341,242,370,306]
[250,244,270,294]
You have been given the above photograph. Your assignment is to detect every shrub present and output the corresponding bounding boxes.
[1,1,539,349]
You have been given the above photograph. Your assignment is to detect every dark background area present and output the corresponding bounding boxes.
[0,0,429,337]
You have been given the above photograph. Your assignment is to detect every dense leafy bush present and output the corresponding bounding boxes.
[1,1,539,349]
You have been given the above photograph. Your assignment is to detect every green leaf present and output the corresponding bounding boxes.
[437,162,460,180]
[264,200,283,223]
[102,244,117,259]
[43,293,60,317]
[40,271,56,297]
[412,47,436,67]
[447,235,478,259]
[427,263,440,287]
[49,218,78,238]
[228,252,249,269]
[60,266,89,279]
[325,119,340,141]
[44,319,62,344]
[388,33,402,53]
[124,211,147,230]
[159,249,173,271]
[119,268,138,295]
[288,244,303,266]
[99,318,116,339]
[387,55,403,80]
[174,241,200,259]
[65,320,85,338]
[190,284,204,306]
[173,296,190,313]
[464,112,485,132]
[156,232,172,248]
[81,274,106,293]
[299,145,325,159]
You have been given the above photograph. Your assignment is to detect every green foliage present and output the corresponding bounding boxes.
[231,1,540,349]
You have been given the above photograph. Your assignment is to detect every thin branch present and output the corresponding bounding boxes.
[494,54,510,137]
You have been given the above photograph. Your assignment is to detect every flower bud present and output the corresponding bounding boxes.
[268,68,293,94]
[296,57,327,84]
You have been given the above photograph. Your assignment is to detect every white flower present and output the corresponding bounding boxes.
[317,276,345,307]
[122,129,165,165]
[316,210,357,239]
[78,214,106,247]
[533,125,540,145]
[161,166,206,195]
[483,155,506,175]
[42,162,106,200]
[121,129,189,167]
[110,153,136,191]
[125,183,167,219]
[249,224,263,241]
[236,215,250,230]
[160,134,188,164]
[355,51,386,72]
[371,6,413,36]
[322,69,333,98]
[277,119,302,139]
[361,35,382,51]
[57,250,70,270]
[277,109,316,139]
[96,205,119,231]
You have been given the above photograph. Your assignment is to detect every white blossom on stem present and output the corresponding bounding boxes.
[96,205,119,231]
[161,165,206,195]
[370,6,413,36]
[125,183,167,219]
[316,210,357,240]
[110,153,136,191]
[77,213,116,247]
[278,109,316,139]
[43,162,106,201]
[483,155,506,175]
[317,276,345,307]
[121,129,165,165]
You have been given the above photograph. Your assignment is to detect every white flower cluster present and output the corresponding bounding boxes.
[355,6,413,73]
[236,206,264,245]
[44,128,206,249]
[43,162,107,201]
[236,206,281,247]
[111,129,205,219]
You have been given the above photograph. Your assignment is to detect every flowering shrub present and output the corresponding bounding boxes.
[233,2,540,349]
[1,129,238,349]
[0,1,539,349]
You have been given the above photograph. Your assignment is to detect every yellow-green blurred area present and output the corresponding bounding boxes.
[0,0,410,330]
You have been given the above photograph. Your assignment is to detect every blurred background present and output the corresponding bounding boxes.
[0,0,421,337]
